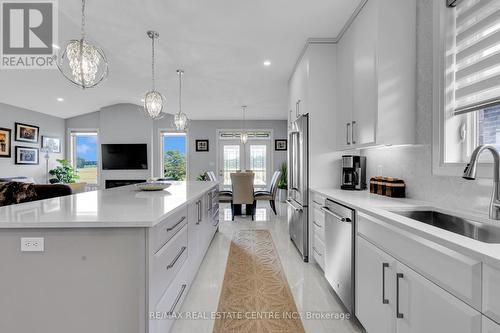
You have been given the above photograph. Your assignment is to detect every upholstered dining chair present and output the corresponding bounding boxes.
[206,171,233,202]
[230,172,255,220]
[254,171,281,215]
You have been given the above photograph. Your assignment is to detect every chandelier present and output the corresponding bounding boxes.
[143,31,165,120]
[57,0,108,89]
[240,106,248,144]
[174,69,189,131]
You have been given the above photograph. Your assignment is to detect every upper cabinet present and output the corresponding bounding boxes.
[336,0,417,150]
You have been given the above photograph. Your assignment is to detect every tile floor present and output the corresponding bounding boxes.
[171,202,365,333]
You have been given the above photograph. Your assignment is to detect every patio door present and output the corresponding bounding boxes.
[217,131,272,189]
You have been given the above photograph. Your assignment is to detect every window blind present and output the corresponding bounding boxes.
[453,0,500,115]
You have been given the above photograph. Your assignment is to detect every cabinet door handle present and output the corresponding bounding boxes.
[167,284,187,316]
[351,121,357,144]
[396,273,404,318]
[382,263,389,304]
[346,123,351,145]
[296,99,301,118]
[196,201,202,224]
[167,246,187,269]
[166,216,186,232]
[313,221,323,228]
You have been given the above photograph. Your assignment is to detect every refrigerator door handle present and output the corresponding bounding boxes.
[286,199,303,212]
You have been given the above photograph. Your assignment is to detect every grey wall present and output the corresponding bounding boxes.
[187,120,288,181]
[0,103,65,182]
[361,0,491,215]
[65,104,287,185]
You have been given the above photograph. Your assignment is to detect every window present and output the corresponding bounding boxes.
[161,132,187,180]
[437,0,500,171]
[249,145,267,186]
[222,145,240,185]
[70,131,98,184]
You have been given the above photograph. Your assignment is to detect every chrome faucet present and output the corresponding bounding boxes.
[463,144,500,220]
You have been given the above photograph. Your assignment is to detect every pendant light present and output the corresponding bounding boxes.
[143,31,165,120]
[174,69,189,131]
[240,105,248,144]
[57,0,108,89]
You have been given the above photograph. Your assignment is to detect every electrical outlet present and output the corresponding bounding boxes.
[21,237,44,252]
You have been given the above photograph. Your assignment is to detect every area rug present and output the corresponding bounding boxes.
[213,229,305,333]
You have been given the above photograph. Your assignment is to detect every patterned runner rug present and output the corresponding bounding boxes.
[213,229,305,333]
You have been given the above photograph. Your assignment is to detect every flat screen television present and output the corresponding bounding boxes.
[101,144,148,170]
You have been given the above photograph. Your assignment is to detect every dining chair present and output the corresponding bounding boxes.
[254,171,281,215]
[206,171,233,202]
[230,172,255,220]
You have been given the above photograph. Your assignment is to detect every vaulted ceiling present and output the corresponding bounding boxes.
[0,0,362,120]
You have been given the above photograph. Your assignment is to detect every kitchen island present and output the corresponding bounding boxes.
[0,181,220,333]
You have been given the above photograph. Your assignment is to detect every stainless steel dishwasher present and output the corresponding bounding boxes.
[322,199,355,314]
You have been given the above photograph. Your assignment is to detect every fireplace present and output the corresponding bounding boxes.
[105,179,146,189]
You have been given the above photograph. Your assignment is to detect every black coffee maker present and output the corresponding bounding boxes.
[341,155,366,190]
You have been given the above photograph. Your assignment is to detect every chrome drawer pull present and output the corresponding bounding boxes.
[167,284,187,316]
[321,207,351,223]
[313,247,322,256]
[396,273,404,318]
[382,263,389,304]
[167,246,187,269]
[313,221,323,228]
[166,216,186,232]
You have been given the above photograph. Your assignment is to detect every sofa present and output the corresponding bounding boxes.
[0,182,73,207]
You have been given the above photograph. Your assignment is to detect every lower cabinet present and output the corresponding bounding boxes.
[357,235,482,333]
[483,316,500,333]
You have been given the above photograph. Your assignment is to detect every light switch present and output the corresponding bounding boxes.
[21,237,44,252]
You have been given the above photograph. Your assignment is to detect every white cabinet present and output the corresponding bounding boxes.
[357,236,396,333]
[483,316,500,333]
[484,264,500,324]
[336,0,416,150]
[357,235,482,333]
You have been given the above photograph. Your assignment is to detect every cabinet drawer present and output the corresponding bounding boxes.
[312,217,325,242]
[313,235,325,270]
[151,267,190,333]
[150,224,188,306]
[151,206,188,253]
[483,316,500,333]
[484,264,500,324]
[358,212,482,310]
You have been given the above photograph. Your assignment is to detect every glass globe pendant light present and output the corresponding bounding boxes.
[174,69,189,131]
[240,106,248,144]
[143,31,165,120]
[57,0,108,89]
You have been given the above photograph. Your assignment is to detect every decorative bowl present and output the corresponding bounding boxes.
[135,182,171,191]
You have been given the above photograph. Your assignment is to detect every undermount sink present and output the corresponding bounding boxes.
[389,210,500,244]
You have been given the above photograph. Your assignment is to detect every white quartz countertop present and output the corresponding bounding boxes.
[311,188,500,268]
[0,181,218,228]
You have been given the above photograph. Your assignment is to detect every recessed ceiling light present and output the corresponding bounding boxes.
[52,44,60,50]
[141,98,145,103]
[56,97,64,102]
[263,60,271,67]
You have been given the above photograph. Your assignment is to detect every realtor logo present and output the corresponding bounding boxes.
[1,0,58,69]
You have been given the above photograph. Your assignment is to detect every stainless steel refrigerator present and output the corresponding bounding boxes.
[287,113,309,262]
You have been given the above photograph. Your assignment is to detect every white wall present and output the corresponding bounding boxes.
[361,0,491,215]
[65,104,287,185]
[0,103,65,182]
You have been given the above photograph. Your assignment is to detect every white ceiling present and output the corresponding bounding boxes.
[0,0,362,120]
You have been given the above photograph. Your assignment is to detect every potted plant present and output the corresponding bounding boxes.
[49,159,86,193]
[196,173,208,181]
[277,162,288,203]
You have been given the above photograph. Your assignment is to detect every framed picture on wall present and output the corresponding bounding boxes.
[15,123,39,143]
[0,127,12,158]
[15,146,39,165]
[195,140,209,152]
[275,139,287,151]
[42,136,61,153]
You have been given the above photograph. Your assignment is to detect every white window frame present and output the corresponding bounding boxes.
[158,128,189,180]
[67,128,101,186]
[432,0,493,178]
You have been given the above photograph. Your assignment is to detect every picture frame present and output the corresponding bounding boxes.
[0,127,12,158]
[195,140,209,152]
[15,146,39,165]
[275,139,287,151]
[42,136,61,153]
[15,122,39,143]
